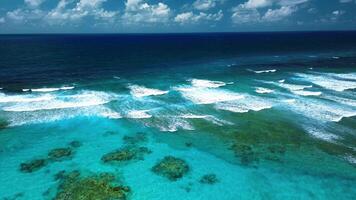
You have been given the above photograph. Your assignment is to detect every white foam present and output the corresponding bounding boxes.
[278,83,313,91]
[255,87,273,94]
[282,99,296,104]
[215,95,272,113]
[344,155,356,165]
[113,76,121,80]
[327,72,356,81]
[288,98,356,122]
[190,79,226,88]
[32,88,61,92]
[2,91,113,112]
[157,117,194,132]
[0,93,54,103]
[60,86,75,90]
[100,110,122,119]
[324,95,356,107]
[292,90,322,96]
[180,114,233,126]
[128,85,168,98]
[22,89,30,92]
[126,110,152,119]
[250,69,277,74]
[176,86,244,105]
[305,127,340,142]
[278,79,285,83]
[295,73,356,92]
[332,56,340,59]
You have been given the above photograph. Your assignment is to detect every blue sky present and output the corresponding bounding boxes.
[0,0,355,33]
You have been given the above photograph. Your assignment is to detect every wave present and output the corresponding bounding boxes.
[295,73,356,92]
[156,117,194,132]
[128,85,168,98]
[215,95,272,113]
[291,90,322,96]
[278,83,313,91]
[180,113,233,126]
[304,126,340,142]
[2,91,114,112]
[287,98,356,122]
[126,110,152,119]
[344,155,356,165]
[31,86,75,92]
[0,93,54,103]
[255,87,274,94]
[278,79,285,83]
[176,86,244,104]
[248,69,277,74]
[190,79,227,88]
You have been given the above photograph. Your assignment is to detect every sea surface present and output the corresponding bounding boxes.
[0,32,356,200]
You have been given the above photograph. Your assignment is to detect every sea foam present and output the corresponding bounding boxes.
[128,85,168,98]
[190,79,227,88]
[295,73,356,92]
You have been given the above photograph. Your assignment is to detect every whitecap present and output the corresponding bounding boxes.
[278,83,313,91]
[344,155,356,165]
[190,79,226,88]
[22,89,30,92]
[282,99,296,104]
[332,56,340,59]
[176,87,244,105]
[180,114,233,126]
[128,85,168,98]
[305,127,340,142]
[215,95,272,113]
[157,117,194,132]
[255,87,274,94]
[60,86,75,90]
[32,88,61,92]
[249,69,277,74]
[295,73,356,92]
[278,79,285,83]
[292,90,322,96]
[0,93,54,103]
[126,110,152,119]
[2,91,113,112]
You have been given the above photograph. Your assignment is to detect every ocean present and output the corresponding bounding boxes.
[0,32,355,200]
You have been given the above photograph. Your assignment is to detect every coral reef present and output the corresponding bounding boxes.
[48,147,73,161]
[68,140,82,148]
[199,174,218,184]
[152,156,189,181]
[20,159,47,173]
[122,132,147,145]
[101,146,151,164]
[54,171,130,200]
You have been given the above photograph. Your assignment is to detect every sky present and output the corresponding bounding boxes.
[0,0,355,33]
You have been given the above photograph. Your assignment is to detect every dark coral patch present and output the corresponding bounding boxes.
[48,147,73,161]
[20,159,47,173]
[230,144,259,166]
[123,132,147,145]
[152,156,189,181]
[101,146,151,164]
[68,140,82,148]
[200,174,218,185]
[54,171,130,200]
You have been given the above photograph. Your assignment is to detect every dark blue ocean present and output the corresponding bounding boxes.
[0,32,356,200]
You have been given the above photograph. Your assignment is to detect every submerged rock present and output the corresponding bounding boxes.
[20,159,47,173]
[123,132,147,145]
[0,118,9,130]
[54,171,130,200]
[101,146,151,164]
[68,140,82,148]
[152,156,189,181]
[230,144,259,166]
[48,147,73,161]
[199,174,218,185]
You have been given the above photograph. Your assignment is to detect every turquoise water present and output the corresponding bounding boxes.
[0,33,356,199]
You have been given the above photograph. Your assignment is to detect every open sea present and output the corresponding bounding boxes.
[0,32,356,200]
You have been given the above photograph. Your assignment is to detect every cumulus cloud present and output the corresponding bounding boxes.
[193,0,218,10]
[46,0,117,24]
[175,10,223,24]
[262,6,295,21]
[122,0,171,24]
[0,17,5,24]
[232,0,307,24]
[25,0,45,8]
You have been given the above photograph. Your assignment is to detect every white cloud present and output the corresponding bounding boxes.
[193,0,218,10]
[6,8,45,23]
[175,10,223,24]
[122,0,171,24]
[262,6,295,21]
[232,0,306,24]
[46,0,117,24]
[25,0,44,8]
[339,0,353,3]
[0,17,5,24]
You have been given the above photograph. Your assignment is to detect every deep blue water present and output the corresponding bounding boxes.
[0,32,356,200]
